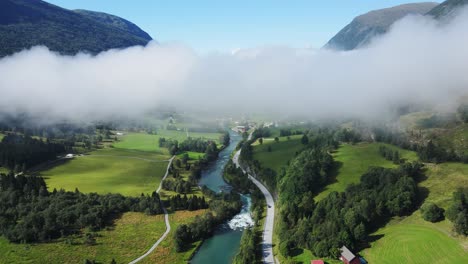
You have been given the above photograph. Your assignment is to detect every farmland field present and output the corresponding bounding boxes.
[42,151,169,196]
[42,132,173,196]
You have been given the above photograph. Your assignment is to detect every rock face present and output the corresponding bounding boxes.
[426,0,468,20]
[325,2,438,51]
[0,0,153,57]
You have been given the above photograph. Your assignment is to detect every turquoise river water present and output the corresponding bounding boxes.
[190,131,253,264]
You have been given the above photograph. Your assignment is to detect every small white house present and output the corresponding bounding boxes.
[65,154,74,159]
[116,132,124,136]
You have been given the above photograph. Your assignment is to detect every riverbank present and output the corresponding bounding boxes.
[190,131,255,264]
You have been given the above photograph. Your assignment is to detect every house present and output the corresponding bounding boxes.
[236,126,246,133]
[311,260,324,264]
[65,154,74,159]
[340,246,361,264]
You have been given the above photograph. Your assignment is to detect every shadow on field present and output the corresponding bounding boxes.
[29,158,72,177]
[323,160,343,186]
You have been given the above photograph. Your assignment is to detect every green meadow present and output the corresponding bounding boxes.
[141,210,207,264]
[0,210,206,264]
[42,152,169,196]
[41,129,221,197]
[315,142,418,201]
[252,135,304,173]
[362,162,468,264]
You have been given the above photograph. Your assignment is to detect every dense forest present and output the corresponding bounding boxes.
[277,163,422,258]
[0,134,66,171]
[0,173,163,243]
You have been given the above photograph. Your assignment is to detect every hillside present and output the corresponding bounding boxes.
[0,0,153,57]
[325,2,438,51]
[427,0,468,19]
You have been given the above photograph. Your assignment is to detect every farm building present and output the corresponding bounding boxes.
[311,260,324,264]
[340,246,361,264]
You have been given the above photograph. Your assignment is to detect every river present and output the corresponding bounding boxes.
[190,131,254,264]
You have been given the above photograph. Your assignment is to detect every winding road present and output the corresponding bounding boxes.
[128,156,175,264]
[233,147,275,264]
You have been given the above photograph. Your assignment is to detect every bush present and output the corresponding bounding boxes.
[420,202,445,222]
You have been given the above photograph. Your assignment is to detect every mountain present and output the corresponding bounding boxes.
[0,0,153,57]
[325,2,438,51]
[426,0,468,19]
[73,10,152,41]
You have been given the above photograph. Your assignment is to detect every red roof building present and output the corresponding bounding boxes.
[311,260,324,264]
[340,246,361,264]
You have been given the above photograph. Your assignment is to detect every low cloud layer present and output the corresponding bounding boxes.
[1,9,468,122]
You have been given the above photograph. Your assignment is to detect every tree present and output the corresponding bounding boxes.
[354,222,366,241]
[274,137,279,143]
[279,239,295,257]
[258,138,263,145]
[301,134,309,145]
[420,202,444,222]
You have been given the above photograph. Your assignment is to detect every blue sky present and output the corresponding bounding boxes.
[48,0,440,52]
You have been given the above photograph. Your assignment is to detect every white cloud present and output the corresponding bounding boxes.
[1,9,468,122]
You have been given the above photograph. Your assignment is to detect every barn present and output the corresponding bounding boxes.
[340,246,361,264]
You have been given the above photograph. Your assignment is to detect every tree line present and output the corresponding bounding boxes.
[278,162,423,258]
[0,134,66,171]
[0,173,163,243]
[174,192,242,252]
[168,194,208,211]
[378,145,402,164]
[159,137,219,161]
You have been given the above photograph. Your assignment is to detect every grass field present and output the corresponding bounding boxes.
[113,132,168,153]
[252,135,304,173]
[43,133,172,196]
[362,162,468,264]
[315,142,418,201]
[141,210,207,264]
[437,123,468,155]
[177,151,205,160]
[399,111,434,130]
[0,212,167,264]
[0,210,207,264]
[0,133,4,141]
[362,163,468,263]
[42,152,169,196]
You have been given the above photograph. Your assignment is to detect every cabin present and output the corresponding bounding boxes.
[340,246,361,264]
[311,260,324,264]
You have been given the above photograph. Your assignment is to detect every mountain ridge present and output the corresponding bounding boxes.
[325,2,438,51]
[0,0,153,57]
